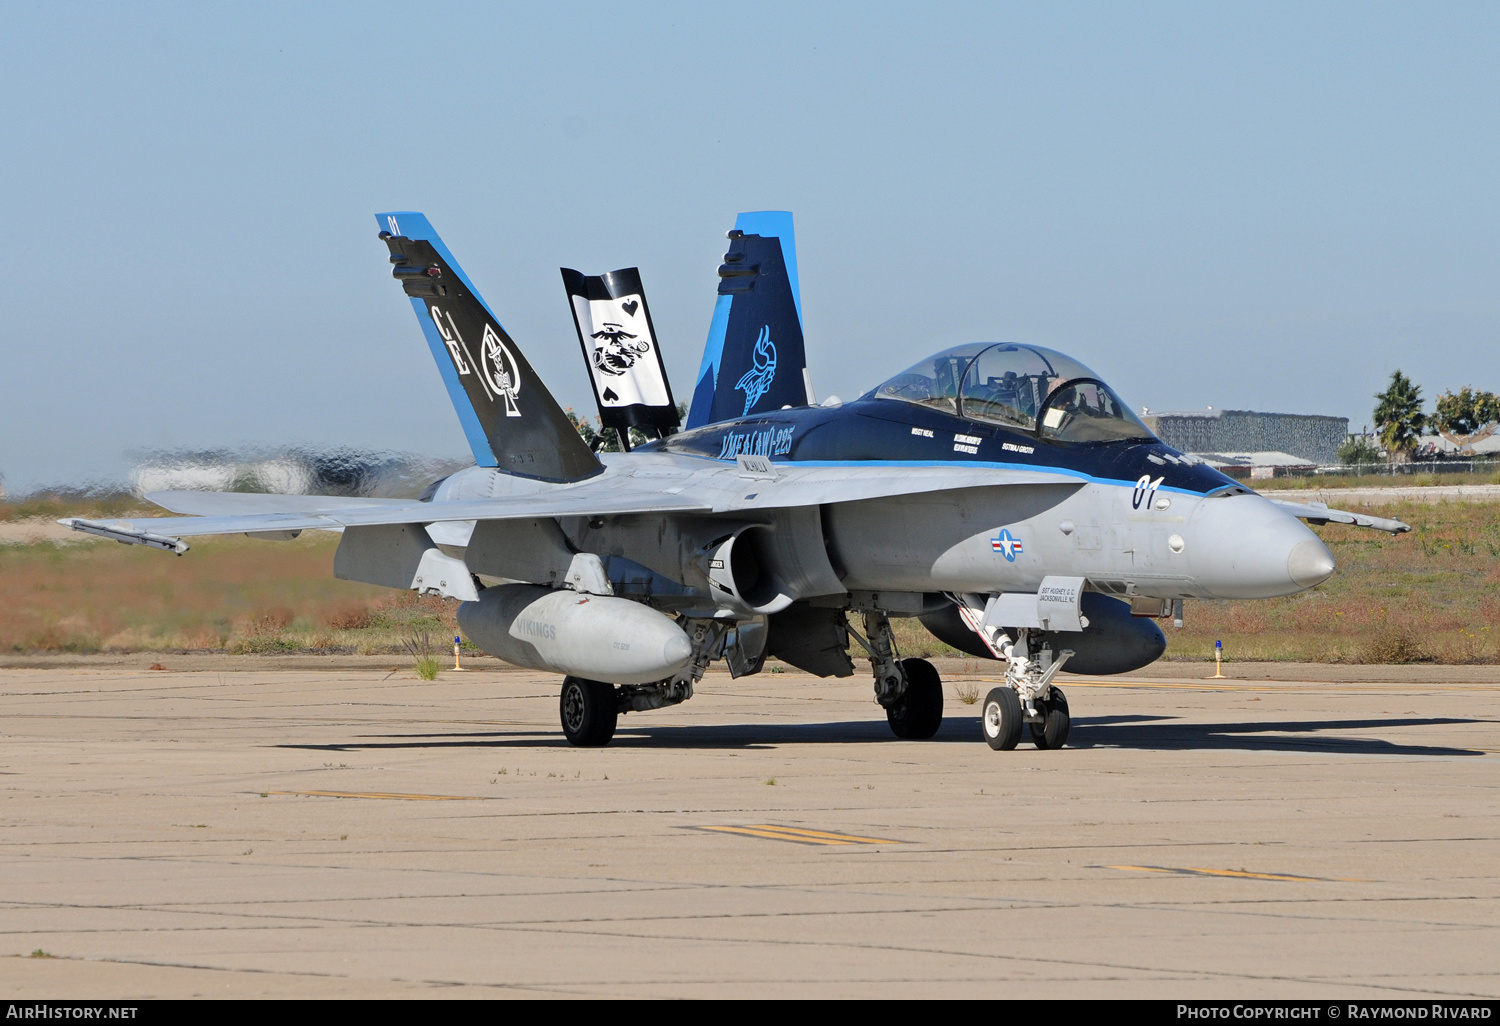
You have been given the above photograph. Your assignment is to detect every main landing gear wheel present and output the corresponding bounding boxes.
[982,686,1023,751]
[887,657,944,739]
[560,677,618,747]
[1029,686,1070,750]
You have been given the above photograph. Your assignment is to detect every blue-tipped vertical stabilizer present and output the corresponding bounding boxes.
[684,211,809,429]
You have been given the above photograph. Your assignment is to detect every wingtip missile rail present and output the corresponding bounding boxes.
[58,518,191,555]
[1264,499,1412,536]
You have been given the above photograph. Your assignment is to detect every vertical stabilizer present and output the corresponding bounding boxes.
[376,212,602,482]
[685,211,811,429]
[560,267,680,447]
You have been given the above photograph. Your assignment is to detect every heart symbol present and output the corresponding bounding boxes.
[621,299,639,317]
[603,387,619,402]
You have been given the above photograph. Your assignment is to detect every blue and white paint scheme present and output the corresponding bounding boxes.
[734,326,779,415]
[686,211,810,428]
[63,210,1411,752]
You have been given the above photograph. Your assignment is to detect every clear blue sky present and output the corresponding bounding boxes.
[2,2,1496,491]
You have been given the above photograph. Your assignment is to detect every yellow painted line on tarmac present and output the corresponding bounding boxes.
[963,677,1293,693]
[698,824,901,846]
[265,789,487,801]
[962,677,1500,694]
[1106,863,1369,883]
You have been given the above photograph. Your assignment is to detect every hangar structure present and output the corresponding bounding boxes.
[1142,409,1349,474]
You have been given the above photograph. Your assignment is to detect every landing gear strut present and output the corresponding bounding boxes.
[980,627,1074,751]
[850,612,944,740]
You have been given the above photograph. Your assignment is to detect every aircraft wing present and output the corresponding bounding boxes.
[60,464,1082,552]
[146,491,406,516]
[61,491,714,545]
[707,462,1080,511]
[1266,497,1411,535]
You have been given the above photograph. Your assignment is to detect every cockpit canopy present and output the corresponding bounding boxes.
[867,343,1156,444]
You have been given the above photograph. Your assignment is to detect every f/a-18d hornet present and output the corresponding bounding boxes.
[64,211,1408,751]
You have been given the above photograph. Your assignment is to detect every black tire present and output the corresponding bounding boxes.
[1029,686,1070,750]
[981,686,1023,751]
[559,677,618,747]
[887,657,944,739]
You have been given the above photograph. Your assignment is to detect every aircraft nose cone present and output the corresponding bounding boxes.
[1187,493,1339,599]
[663,633,694,671]
[1287,538,1336,588]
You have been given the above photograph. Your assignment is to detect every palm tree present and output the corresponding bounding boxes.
[1373,370,1425,462]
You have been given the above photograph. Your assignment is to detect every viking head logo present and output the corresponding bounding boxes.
[734,326,778,415]
[480,323,522,417]
[590,323,651,377]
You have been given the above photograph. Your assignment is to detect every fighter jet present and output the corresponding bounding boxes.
[63,211,1409,751]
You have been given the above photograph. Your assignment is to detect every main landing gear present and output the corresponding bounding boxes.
[981,627,1072,751]
[560,676,616,747]
[558,676,699,747]
[851,611,944,740]
[558,676,701,747]
[558,619,722,747]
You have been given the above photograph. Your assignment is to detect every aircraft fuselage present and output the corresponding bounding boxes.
[431,393,1335,608]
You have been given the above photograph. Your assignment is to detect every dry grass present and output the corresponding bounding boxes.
[0,527,460,654]
[0,491,154,522]
[952,681,981,705]
[403,631,442,680]
[1165,500,1499,664]
[3,495,1495,664]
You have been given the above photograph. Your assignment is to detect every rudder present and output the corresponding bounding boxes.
[377,212,602,482]
[685,211,811,429]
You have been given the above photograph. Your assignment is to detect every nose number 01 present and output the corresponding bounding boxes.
[1132,475,1165,510]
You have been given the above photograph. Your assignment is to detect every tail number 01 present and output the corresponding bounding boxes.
[1132,475,1165,510]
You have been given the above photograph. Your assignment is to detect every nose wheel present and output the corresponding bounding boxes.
[982,684,1071,750]
[1029,686,1070,749]
[982,687,1022,750]
[560,677,618,747]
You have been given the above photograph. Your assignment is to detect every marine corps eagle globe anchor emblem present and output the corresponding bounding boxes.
[590,323,652,377]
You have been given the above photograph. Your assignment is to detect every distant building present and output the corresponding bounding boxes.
[1142,409,1349,466]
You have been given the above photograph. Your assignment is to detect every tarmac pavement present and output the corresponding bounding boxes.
[1,661,1496,999]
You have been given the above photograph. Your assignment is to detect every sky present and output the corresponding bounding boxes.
[2,2,1497,492]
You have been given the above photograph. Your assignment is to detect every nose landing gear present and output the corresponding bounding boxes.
[1029,686,1070,749]
[982,686,1022,750]
[980,628,1073,751]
